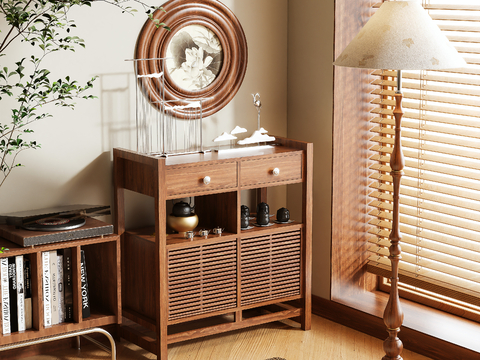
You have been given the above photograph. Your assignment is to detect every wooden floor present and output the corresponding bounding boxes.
[19,315,431,360]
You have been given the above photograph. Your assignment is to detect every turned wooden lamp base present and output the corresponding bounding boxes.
[382,71,405,360]
[382,328,403,360]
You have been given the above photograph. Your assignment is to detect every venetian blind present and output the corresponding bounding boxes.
[367,0,480,307]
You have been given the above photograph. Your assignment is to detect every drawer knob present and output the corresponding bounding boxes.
[272,168,280,176]
[203,176,211,185]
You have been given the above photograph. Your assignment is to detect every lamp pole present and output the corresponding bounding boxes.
[382,69,405,360]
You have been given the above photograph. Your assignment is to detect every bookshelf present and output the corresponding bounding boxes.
[0,230,121,350]
[114,136,313,359]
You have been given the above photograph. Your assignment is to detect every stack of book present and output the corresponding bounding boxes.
[1,255,32,334]
[0,249,90,334]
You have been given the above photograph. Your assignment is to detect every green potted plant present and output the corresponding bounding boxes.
[0,0,168,190]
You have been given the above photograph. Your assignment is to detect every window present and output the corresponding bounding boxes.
[367,0,480,318]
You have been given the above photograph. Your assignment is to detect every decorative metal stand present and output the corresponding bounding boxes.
[0,327,116,360]
[130,58,206,156]
[212,92,274,151]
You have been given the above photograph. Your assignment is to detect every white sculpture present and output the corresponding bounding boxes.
[213,132,237,142]
[213,93,275,148]
[231,126,247,135]
[237,130,275,145]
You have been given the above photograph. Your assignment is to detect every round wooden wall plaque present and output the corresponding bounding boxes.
[135,0,248,118]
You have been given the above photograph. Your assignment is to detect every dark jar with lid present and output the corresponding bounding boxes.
[256,202,270,225]
[241,205,250,229]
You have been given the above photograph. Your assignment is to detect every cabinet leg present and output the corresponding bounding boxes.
[301,313,312,330]
[157,338,168,359]
[301,298,312,330]
[234,310,242,322]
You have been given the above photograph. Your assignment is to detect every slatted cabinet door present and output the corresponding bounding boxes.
[167,239,237,321]
[240,230,302,306]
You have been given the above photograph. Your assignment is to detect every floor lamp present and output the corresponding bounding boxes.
[333,1,466,359]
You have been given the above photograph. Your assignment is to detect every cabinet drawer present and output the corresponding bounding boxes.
[166,161,238,197]
[240,152,302,187]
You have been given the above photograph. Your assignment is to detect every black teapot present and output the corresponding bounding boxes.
[256,202,270,226]
[171,201,194,217]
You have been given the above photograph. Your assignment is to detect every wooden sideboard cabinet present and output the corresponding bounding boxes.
[113,136,312,359]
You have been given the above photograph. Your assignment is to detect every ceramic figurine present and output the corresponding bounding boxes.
[256,202,270,226]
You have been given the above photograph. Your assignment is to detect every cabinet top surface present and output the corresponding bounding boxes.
[115,142,306,167]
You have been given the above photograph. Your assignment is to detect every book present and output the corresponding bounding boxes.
[49,250,58,325]
[24,258,32,330]
[57,253,64,324]
[15,255,25,332]
[80,250,90,319]
[42,251,51,327]
[8,257,18,333]
[62,248,73,322]
[1,258,10,335]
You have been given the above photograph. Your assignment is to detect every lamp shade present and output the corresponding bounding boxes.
[333,1,466,70]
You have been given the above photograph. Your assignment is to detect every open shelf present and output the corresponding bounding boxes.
[0,229,120,350]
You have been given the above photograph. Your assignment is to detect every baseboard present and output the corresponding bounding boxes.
[312,294,479,360]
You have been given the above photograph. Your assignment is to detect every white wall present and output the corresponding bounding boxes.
[287,0,334,299]
[0,0,288,223]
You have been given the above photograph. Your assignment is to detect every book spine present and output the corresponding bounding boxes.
[15,255,25,332]
[63,248,73,322]
[8,257,18,333]
[24,258,32,330]
[0,258,10,335]
[80,250,90,319]
[49,251,58,325]
[57,254,64,324]
[42,251,51,327]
